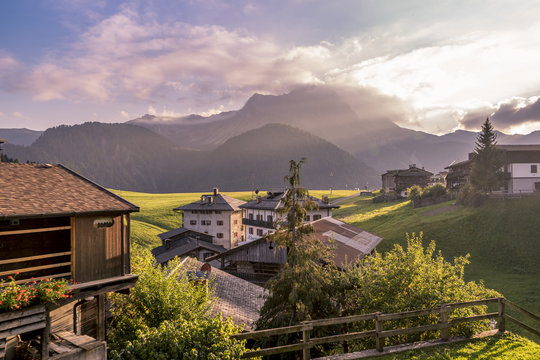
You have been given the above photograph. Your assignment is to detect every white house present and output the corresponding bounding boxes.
[499,145,540,193]
[175,188,246,249]
[239,190,339,242]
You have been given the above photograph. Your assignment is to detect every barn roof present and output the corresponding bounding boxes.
[175,193,246,212]
[0,163,139,219]
[152,238,226,264]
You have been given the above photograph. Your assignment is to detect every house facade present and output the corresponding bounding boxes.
[381,165,433,195]
[175,188,246,249]
[239,190,339,243]
[0,163,139,359]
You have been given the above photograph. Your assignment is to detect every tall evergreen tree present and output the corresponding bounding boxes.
[469,118,504,193]
[256,159,339,331]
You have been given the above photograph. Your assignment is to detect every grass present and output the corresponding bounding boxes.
[112,189,358,248]
[333,195,540,343]
[373,332,540,359]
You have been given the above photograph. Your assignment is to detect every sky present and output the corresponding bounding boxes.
[2,0,540,135]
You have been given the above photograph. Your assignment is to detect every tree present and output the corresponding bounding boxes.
[256,159,341,353]
[469,118,504,193]
[107,249,250,359]
[342,233,500,349]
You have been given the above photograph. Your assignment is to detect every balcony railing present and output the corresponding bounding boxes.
[242,218,275,229]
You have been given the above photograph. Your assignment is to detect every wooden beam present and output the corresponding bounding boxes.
[0,262,71,277]
[0,321,46,339]
[0,305,45,322]
[40,311,51,360]
[0,313,46,332]
[0,252,71,265]
[0,226,71,236]
[96,294,106,341]
[505,314,540,337]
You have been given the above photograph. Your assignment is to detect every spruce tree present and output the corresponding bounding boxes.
[469,118,504,193]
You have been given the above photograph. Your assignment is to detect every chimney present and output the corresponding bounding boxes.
[213,188,219,195]
[409,164,416,169]
[257,196,262,203]
[322,195,329,204]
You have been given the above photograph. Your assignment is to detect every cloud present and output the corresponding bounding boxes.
[460,96,540,133]
[0,112,4,117]
[120,110,129,118]
[13,112,23,117]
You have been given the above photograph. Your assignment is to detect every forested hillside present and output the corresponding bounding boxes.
[3,122,377,192]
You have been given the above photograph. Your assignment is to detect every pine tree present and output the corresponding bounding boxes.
[256,159,339,331]
[469,118,504,193]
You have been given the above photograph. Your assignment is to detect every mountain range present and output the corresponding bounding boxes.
[3,86,540,192]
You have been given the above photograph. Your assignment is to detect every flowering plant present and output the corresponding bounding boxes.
[0,274,72,312]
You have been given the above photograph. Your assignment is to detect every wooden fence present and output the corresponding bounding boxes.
[232,297,540,359]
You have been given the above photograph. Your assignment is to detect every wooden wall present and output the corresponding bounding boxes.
[73,214,127,283]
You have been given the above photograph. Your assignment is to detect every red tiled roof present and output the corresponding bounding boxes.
[0,163,139,219]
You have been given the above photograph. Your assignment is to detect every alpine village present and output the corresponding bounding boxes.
[2,2,540,360]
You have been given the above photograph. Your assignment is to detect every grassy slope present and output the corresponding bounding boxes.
[375,332,540,360]
[112,189,357,248]
[334,195,540,342]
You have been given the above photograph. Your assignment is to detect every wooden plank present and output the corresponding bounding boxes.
[311,330,377,346]
[379,323,441,338]
[0,262,71,276]
[0,305,45,322]
[0,252,72,266]
[309,313,377,326]
[49,342,74,354]
[505,315,540,337]
[41,311,51,360]
[241,342,307,358]
[96,294,106,341]
[449,312,498,325]
[233,323,313,340]
[444,298,499,309]
[0,338,5,360]
[0,320,46,338]
[503,299,540,322]
[0,313,46,331]
[0,226,71,236]
[378,307,440,321]
[11,272,71,286]
[69,274,139,291]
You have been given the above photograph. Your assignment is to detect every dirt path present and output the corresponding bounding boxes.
[421,204,459,217]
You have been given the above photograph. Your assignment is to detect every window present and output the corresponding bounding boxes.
[189,220,197,225]
[233,219,238,225]
[217,220,224,226]
[201,220,211,225]
[249,228,253,234]
[304,215,310,221]
[249,213,253,220]
[532,165,538,173]
[267,215,273,222]
[256,214,263,221]
[215,210,222,214]
[217,233,224,238]
[192,210,198,214]
[256,229,263,236]
[233,232,238,237]
[313,215,322,221]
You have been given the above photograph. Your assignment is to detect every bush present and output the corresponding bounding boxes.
[457,184,485,207]
[421,183,446,199]
[108,250,250,359]
[343,233,499,349]
[407,185,422,201]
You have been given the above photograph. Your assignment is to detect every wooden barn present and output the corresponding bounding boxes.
[0,163,139,359]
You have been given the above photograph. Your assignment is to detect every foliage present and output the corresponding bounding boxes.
[256,159,342,356]
[457,183,486,207]
[118,317,249,360]
[0,276,72,311]
[407,185,422,200]
[375,332,540,360]
[0,152,18,163]
[469,118,504,193]
[343,233,500,348]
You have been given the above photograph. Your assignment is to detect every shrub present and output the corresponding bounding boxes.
[407,185,422,201]
[421,183,446,199]
[457,184,485,207]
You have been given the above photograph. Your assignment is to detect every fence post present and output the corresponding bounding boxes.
[302,322,312,360]
[440,306,450,341]
[375,312,383,352]
[0,337,6,360]
[498,297,506,333]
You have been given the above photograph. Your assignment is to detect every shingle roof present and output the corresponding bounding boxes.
[175,193,246,211]
[184,259,266,330]
[152,238,226,264]
[240,190,339,210]
[157,227,190,241]
[497,144,540,151]
[0,163,138,219]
